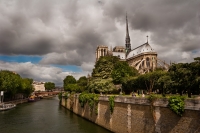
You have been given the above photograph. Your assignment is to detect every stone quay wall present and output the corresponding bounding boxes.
[61,96,200,133]
[4,98,28,105]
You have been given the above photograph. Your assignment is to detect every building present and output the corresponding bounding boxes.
[95,15,169,73]
[32,81,45,91]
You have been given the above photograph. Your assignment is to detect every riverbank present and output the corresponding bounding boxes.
[3,95,57,105]
[3,98,29,105]
[61,95,200,133]
[0,97,111,133]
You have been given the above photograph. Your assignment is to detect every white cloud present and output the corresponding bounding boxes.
[0,61,88,86]
[0,0,200,82]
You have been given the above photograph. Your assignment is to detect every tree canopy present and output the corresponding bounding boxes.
[21,78,34,97]
[112,61,138,84]
[92,56,120,79]
[77,76,88,92]
[62,56,200,98]
[63,75,89,93]
[0,70,34,100]
[44,82,55,91]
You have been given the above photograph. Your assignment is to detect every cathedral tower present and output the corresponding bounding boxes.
[125,14,131,54]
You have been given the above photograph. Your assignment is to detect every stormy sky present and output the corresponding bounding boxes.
[0,0,200,86]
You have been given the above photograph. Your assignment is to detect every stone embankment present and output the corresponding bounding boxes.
[61,95,200,133]
[4,98,29,105]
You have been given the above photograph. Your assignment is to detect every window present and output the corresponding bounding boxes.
[146,57,150,68]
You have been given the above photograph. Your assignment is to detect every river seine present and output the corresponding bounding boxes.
[0,97,112,133]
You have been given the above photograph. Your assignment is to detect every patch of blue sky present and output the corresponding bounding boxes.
[192,50,199,53]
[51,64,82,72]
[0,55,42,63]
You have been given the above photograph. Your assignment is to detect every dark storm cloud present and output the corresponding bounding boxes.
[106,0,200,50]
[0,0,106,64]
[0,0,200,67]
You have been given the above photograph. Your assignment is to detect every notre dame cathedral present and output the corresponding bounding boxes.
[95,15,169,74]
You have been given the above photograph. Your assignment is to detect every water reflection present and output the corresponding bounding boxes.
[0,97,111,133]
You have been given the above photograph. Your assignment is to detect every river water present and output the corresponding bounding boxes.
[0,97,112,133]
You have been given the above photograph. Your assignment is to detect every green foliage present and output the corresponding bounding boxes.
[194,57,200,62]
[0,70,21,96]
[21,78,34,97]
[63,75,77,92]
[77,76,87,86]
[88,78,116,93]
[63,75,87,93]
[44,82,55,91]
[112,61,138,84]
[0,70,34,99]
[78,93,99,114]
[169,61,200,97]
[77,76,88,92]
[92,56,120,79]
[63,75,76,84]
[88,94,99,114]
[64,84,80,92]
[157,74,173,96]
[148,94,162,103]
[109,96,115,114]
[68,92,75,110]
[68,92,75,101]
[79,92,88,107]
[63,92,70,99]
[122,76,143,94]
[168,96,186,116]
[143,70,166,93]
[58,92,63,100]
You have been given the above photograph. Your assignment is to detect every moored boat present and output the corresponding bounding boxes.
[28,95,40,102]
[0,103,16,111]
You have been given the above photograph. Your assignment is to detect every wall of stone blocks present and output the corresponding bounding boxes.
[61,96,200,133]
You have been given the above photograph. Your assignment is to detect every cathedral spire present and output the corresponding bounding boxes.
[126,13,130,40]
[125,13,131,54]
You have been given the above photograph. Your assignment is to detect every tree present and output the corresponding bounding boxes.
[87,78,115,94]
[111,61,138,84]
[122,76,139,94]
[140,70,165,94]
[21,78,34,97]
[63,75,77,92]
[157,74,173,96]
[65,84,80,92]
[194,57,200,62]
[77,76,87,86]
[0,70,21,98]
[63,75,76,85]
[44,82,55,91]
[169,61,200,98]
[77,76,88,92]
[92,56,120,79]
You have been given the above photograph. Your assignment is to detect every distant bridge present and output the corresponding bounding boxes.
[34,91,61,98]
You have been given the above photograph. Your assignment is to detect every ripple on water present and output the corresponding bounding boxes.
[0,97,112,133]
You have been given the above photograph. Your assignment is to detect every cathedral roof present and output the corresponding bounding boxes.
[126,43,156,59]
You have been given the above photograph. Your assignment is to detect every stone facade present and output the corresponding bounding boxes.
[32,81,45,91]
[127,50,158,73]
[61,96,200,133]
[95,45,109,61]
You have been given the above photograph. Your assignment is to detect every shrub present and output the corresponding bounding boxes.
[78,93,99,114]
[109,96,115,114]
[168,96,186,116]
